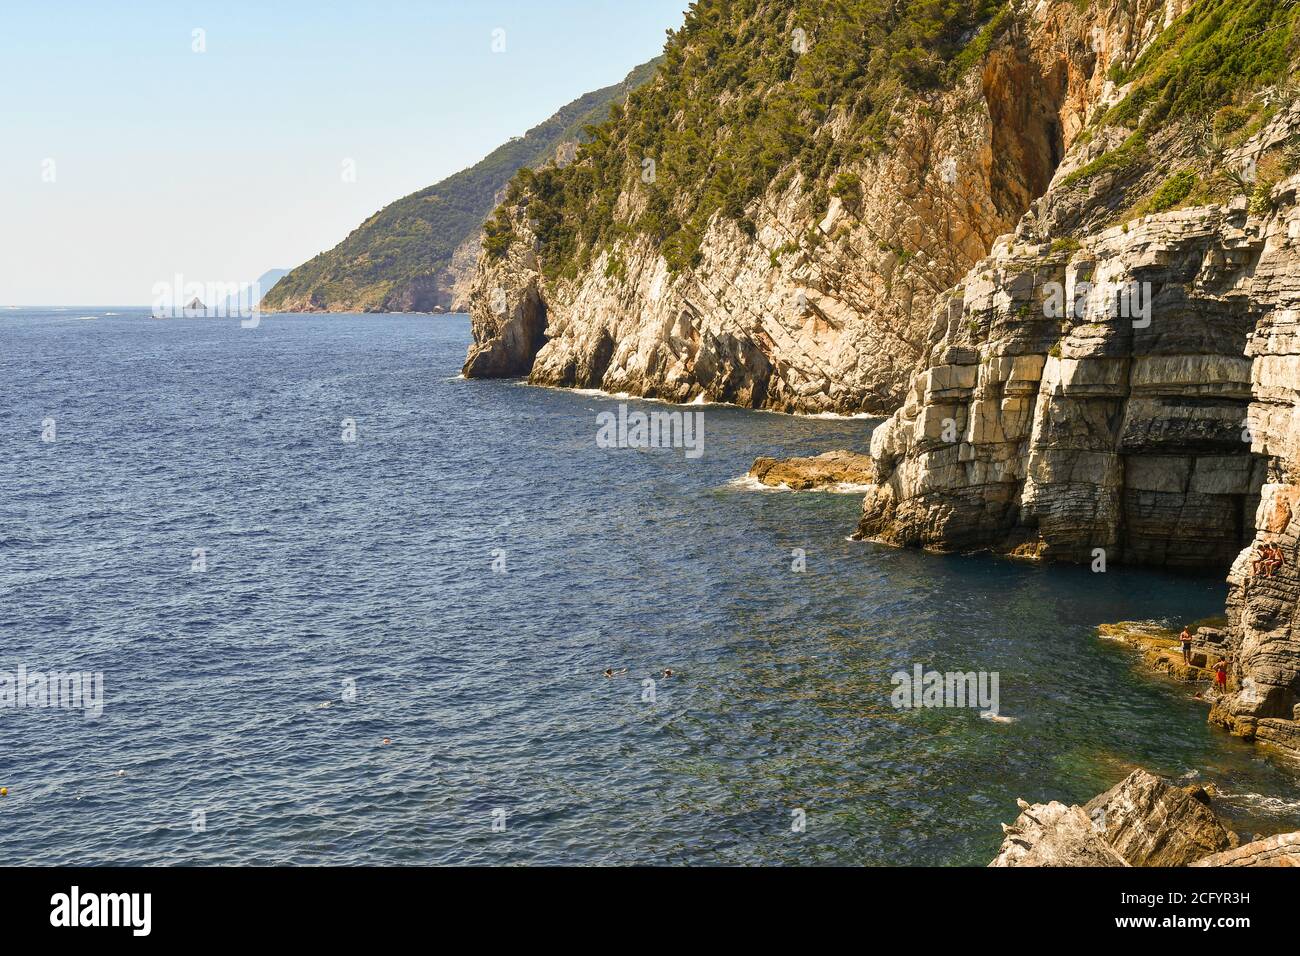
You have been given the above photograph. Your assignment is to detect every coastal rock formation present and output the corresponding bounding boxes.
[1082,770,1233,867]
[861,97,1300,756]
[1191,831,1300,867]
[465,0,1300,764]
[1207,226,1300,754]
[748,450,876,490]
[857,198,1275,568]
[874,177,1300,754]
[463,243,549,378]
[989,799,1128,867]
[992,770,1242,867]
[465,1,1174,412]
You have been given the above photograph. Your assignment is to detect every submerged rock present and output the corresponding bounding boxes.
[748,451,876,490]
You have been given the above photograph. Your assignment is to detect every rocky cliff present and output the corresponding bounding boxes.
[469,0,1300,761]
[857,3,1300,757]
[466,0,1170,412]
[990,768,1300,867]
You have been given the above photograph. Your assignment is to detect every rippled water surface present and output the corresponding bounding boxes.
[2,309,1298,865]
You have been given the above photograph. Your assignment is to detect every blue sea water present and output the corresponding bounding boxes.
[1,308,1298,866]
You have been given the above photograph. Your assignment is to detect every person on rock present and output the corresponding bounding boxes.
[1251,544,1283,579]
[1213,658,1229,696]
[1179,627,1193,665]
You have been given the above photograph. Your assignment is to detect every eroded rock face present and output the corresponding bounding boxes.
[1083,770,1233,867]
[748,451,876,490]
[1207,216,1300,752]
[861,93,1300,754]
[465,1,1168,414]
[989,799,1129,867]
[857,202,1271,567]
[462,243,549,378]
[991,770,1238,867]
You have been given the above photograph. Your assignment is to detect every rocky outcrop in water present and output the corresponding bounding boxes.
[465,0,1300,765]
[748,450,876,490]
[1083,769,1234,866]
[856,195,1280,568]
[1191,831,1300,867]
[992,769,1241,867]
[1099,620,1231,684]
[990,798,1128,867]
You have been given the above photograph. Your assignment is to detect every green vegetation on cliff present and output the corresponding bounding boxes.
[496,0,1008,279]
[1069,0,1300,194]
[263,58,660,312]
[1107,0,1298,131]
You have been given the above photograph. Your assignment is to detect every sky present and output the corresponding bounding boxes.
[0,0,689,305]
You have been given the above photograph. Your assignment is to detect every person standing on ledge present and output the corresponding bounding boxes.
[1180,627,1193,665]
[1213,658,1229,697]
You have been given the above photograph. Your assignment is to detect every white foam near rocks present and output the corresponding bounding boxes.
[723,474,874,494]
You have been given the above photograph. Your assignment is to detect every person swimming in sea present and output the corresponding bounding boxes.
[603,668,628,679]
[661,668,674,679]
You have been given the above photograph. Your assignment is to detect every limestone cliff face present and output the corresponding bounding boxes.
[1211,176,1300,753]
[857,202,1270,568]
[466,0,1300,761]
[466,1,1171,413]
[860,97,1300,754]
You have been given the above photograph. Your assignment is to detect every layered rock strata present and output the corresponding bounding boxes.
[991,769,1243,867]
[857,200,1273,568]
[466,1,1177,414]
[861,160,1300,756]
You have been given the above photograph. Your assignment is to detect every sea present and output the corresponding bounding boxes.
[2,308,1298,865]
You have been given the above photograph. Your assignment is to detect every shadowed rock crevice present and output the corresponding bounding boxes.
[461,284,549,378]
[983,45,1067,221]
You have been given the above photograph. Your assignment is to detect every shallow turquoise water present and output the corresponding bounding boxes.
[1,309,1297,865]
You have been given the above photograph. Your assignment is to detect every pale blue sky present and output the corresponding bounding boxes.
[0,1,688,305]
